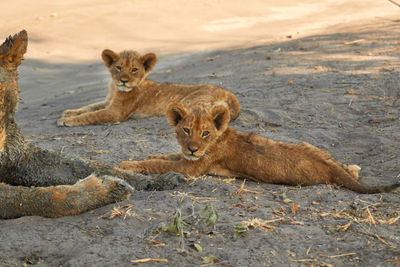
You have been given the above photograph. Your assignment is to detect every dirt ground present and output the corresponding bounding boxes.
[1,16,400,267]
[1,0,398,62]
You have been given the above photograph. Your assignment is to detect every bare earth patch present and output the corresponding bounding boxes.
[1,18,400,266]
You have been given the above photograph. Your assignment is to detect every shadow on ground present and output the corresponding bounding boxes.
[2,19,399,266]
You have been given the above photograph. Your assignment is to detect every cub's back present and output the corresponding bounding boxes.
[180,84,240,120]
[134,80,240,120]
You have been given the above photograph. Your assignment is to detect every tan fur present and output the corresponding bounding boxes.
[0,31,133,219]
[0,127,5,151]
[0,175,131,218]
[119,103,399,194]
[58,49,240,126]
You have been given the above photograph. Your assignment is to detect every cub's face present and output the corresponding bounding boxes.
[166,103,230,161]
[102,49,157,92]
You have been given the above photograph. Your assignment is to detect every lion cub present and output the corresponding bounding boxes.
[58,49,240,126]
[0,30,135,218]
[119,103,400,194]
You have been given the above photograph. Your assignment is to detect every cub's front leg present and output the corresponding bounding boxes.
[58,108,127,126]
[118,156,207,177]
[62,101,108,117]
[146,152,183,161]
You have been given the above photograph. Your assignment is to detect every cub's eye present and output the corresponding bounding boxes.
[183,127,190,135]
[115,66,122,71]
[201,131,210,137]
[131,67,138,73]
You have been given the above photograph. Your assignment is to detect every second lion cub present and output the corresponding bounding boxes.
[118,103,400,194]
[58,49,240,126]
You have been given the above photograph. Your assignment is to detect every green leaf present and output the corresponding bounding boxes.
[200,205,209,217]
[233,224,249,239]
[201,205,219,228]
[202,256,216,264]
[193,243,202,253]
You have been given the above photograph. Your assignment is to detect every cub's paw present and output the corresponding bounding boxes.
[99,175,134,202]
[348,165,361,180]
[63,109,83,117]
[78,174,134,202]
[57,117,75,127]
[118,161,145,173]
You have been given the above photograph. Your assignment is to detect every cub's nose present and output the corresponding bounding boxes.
[120,79,129,85]
[188,146,198,154]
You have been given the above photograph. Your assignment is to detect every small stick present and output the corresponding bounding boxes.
[291,258,315,262]
[131,258,168,263]
[145,238,166,247]
[366,206,376,227]
[232,179,260,198]
[319,252,356,258]
[388,215,400,225]
[386,259,400,263]
[321,261,334,267]
[373,233,389,246]
[263,218,284,224]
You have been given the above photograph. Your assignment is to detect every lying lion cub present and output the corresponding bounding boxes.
[119,103,400,194]
[58,49,240,126]
[0,30,134,219]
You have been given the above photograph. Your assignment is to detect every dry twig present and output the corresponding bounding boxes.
[365,206,376,227]
[131,258,168,263]
[169,191,218,203]
[231,179,260,198]
[98,204,145,221]
[145,238,166,247]
[372,233,389,246]
[291,258,315,262]
[319,252,356,258]
[241,217,282,232]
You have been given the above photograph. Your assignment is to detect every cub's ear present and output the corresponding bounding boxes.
[211,105,230,132]
[0,30,28,67]
[102,49,119,67]
[141,53,157,72]
[166,103,187,127]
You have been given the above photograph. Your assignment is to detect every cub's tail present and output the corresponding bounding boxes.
[333,169,400,194]
[354,183,400,194]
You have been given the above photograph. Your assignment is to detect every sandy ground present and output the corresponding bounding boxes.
[1,0,399,62]
[1,1,400,266]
